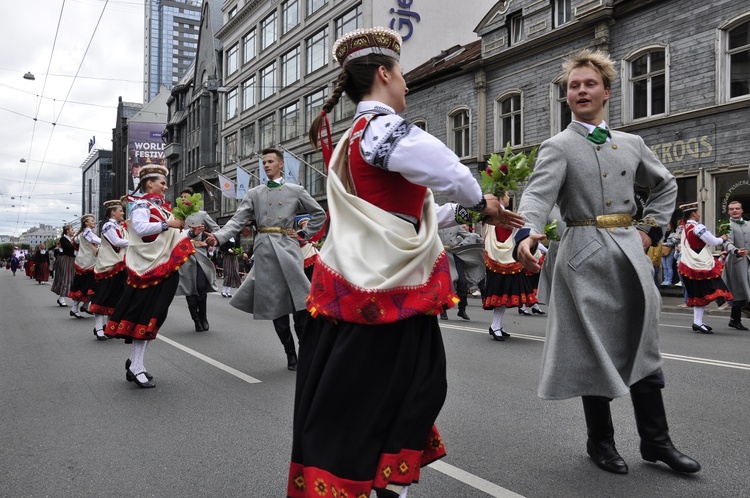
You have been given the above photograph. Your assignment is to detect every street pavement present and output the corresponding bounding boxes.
[2,269,749,497]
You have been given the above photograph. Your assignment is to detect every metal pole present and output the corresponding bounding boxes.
[276,144,328,178]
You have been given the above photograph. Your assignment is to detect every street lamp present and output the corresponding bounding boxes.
[23,72,35,81]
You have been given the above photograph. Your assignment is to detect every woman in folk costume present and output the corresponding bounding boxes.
[88,200,128,341]
[24,255,33,278]
[676,202,732,334]
[68,214,100,318]
[483,193,539,340]
[51,225,76,307]
[220,237,242,297]
[34,243,51,284]
[105,166,193,388]
[288,27,516,498]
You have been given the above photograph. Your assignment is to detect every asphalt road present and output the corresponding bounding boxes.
[2,269,749,497]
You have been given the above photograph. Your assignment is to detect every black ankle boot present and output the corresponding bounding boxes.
[582,396,628,474]
[630,389,701,473]
[198,295,209,331]
[187,297,204,332]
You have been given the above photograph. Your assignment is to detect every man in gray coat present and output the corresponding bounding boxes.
[722,200,750,330]
[177,187,220,332]
[516,50,700,475]
[206,148,326,370]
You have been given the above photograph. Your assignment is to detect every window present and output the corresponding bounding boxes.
[281,47,300,88]
[449,109,470,158]
[307,0,326,16]
[243,29,256,64]
[306,28,329,74]
[498,93,522,147]
[259,113,276,148]
[304,151,326,196]
[720,17,750,100]
[242,76,256,111]
[228,6,237,19]
[281,102,299,141]
[630,49,667,119]
[305,88,327,129]
[225,133,237,164]
[551,82,572,134]
[412,120,427,131]
[261,62,276,101]
[261,11,277,51]
[335,4,362,38]
[241,124,256,158]
[553,0,572,27]
[226,88,238,120]
[227,43,239,75]
[282,0,299,34]
[334,95,356,122]
[509,12,524,45]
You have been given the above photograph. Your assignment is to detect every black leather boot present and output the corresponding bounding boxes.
[186,296,204,332]
[630,389,701,473]
[274,315,298,371]
[582,396,628,474]
[457,298,470,320]
[198,294,209,331]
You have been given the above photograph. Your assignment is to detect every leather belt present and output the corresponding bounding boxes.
[565,214,635,228]
[258,226,296,236]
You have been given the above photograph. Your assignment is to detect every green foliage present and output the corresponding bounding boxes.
[172,193,204,220]
[717,219,731,236]
[479,142,537,198]
[544,219,560,241]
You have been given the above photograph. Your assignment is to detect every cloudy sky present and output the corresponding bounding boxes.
[0,0,144,236]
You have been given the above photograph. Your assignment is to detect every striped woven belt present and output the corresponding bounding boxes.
[565,214,635,228]
[258,226,296,235]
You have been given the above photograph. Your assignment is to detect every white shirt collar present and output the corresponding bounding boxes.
[573,119,609,134]
[355,101,397,118]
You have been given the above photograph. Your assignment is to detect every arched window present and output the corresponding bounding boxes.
[495,92,522,149]
[448,109,471,158]
[622,47,668,123]
[718,14,750,102]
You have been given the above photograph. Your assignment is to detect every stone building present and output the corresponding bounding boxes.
[402,0,750,228]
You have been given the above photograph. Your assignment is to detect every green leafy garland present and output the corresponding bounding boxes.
[172,193,204,220]
[480,142,536,198]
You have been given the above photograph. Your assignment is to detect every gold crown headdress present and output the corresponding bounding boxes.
[333,27,402,66]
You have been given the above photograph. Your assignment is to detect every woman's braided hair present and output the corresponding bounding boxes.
[308,54,397,149]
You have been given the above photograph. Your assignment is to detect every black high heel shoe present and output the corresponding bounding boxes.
[56,298,66,307]
[532,307,546,315]
[70,310,83,319]
[489,326,506,341]
[80,306,94,315]
[692,323,712,334]
[93,328,108,341]
[518,308,531,316]
[125,359,153,381]
[127,368,156,388]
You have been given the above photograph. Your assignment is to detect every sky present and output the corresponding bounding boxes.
[0,0,145,237]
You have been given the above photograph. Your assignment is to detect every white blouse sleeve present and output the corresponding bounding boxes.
[82,227,101,245]
[102,223,129,247]
[694,223,724,246]
[131,203,166,238]
[360,115,485,209]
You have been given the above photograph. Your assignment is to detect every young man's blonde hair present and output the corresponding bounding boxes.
[561,49,617,90]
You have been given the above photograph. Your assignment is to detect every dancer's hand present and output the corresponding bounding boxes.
[517,234,546,273]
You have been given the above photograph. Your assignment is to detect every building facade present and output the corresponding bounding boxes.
[81,149,114,227]
[402,0,750,228]
[144,0,204,103]
[19,224,60,248]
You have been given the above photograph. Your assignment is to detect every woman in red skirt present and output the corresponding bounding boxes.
[34,243,51,284]
[68,214,100,318]
[105,166,193,388]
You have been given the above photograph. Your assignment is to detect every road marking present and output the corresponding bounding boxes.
[157,334,262,384]
[441,324,750,370]
[428,460,525,497]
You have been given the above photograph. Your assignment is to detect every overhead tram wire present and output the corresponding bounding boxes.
[21,0,111,229]
[15,0,67,234]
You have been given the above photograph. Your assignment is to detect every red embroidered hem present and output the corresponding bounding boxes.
[126,239,195,289]
[307,253,457,324]
[304,254,319,269]
[95,262,125,280]
[483,291,537,309]
[88,303,115,315]
[74,264,95,275]
[677,260,724,280]
[485,252,523,275]
[67,290,91,303]
[686,288,733,307]
[105,317,160,341]
[287,426,446,498]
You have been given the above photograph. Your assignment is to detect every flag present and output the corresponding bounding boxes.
[283,151,300,185]
[200,178,217,200]
[218,173,237,199]
[236,165,250,199]
[258,156,268,184]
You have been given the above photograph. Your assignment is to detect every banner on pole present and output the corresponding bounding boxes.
[258,156,268,185]
[236,166,250,199]
[218,173,237,199]
[283,151,300,185]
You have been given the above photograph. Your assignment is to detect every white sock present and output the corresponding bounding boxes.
[130,340,150,382]
[491,306,506,333]
[71,300,79,313]
[58,295,66,305]
[693,306,705,325]
[95,314,105,333]
[520,304,528,311]
[532,303,541,311]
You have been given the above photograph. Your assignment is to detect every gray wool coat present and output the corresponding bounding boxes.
[213,182,326,320]
[722,219,750,302]
[177,211,220,296]
[517,122,677,400]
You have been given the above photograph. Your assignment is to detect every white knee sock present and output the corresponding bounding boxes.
[129,340,150,383]
[693,306,704,325]
[71,300,79,312]
[94,314,106,336]
[58,294,67,305]
[492,306,506,333]
[532,303,541,311]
